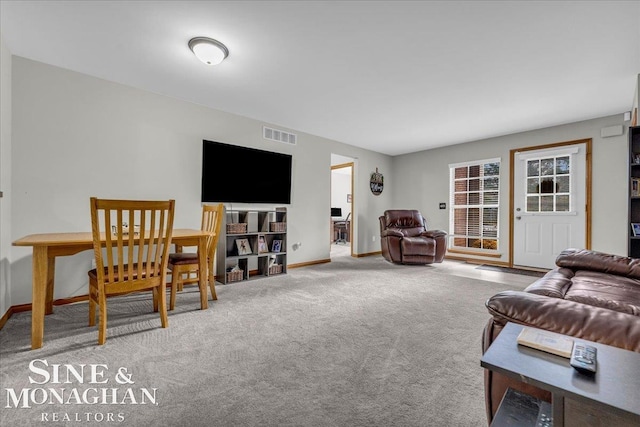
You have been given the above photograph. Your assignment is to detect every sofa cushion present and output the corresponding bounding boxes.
[401,236,435,256]
[564,271,640,316]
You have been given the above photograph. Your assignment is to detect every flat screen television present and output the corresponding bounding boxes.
[201,140,292,204]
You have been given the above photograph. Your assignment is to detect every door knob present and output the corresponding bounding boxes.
[516,216,521,220]
[516,208,521,212]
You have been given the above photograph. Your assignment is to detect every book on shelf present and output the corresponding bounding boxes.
[516,327,574,358]
[632,178,640,197]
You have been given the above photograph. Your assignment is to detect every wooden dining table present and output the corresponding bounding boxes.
[12,228,214,350]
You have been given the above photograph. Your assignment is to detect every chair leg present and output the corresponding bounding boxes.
[98,287,107,345]
[170,267,179,311]
[208,266,217,301]
[197,269,207,310]
[158,283,168,328]
[88,280,96,327]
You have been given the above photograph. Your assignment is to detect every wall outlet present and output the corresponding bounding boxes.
[372,236,376,242]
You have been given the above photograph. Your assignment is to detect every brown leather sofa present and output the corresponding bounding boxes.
[379,209,446,265]
[482,248,640,424]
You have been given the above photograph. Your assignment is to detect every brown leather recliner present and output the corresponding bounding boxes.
[379,209,447,265]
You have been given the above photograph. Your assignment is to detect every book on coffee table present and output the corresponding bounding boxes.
[516,327,574,358]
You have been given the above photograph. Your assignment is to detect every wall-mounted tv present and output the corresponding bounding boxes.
[201,140,292,204]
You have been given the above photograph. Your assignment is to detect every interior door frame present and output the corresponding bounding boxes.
[509,138,592,268]
[331,162,354,257]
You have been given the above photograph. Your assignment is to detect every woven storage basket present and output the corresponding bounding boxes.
[269,222,286,232]
[226,270,244,283]
[268,265,283,275]
[227,223,247,234]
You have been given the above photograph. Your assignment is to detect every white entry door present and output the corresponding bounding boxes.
[513,144,587,269]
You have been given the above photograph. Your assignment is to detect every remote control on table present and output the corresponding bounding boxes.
[570,343,597,374]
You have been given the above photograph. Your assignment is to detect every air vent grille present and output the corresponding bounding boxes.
[263,126,297,145]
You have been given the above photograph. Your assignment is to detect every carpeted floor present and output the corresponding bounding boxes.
[0,255,528,426]
[475,264,547,278]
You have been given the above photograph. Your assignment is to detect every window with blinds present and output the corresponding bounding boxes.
[449,159,500,251]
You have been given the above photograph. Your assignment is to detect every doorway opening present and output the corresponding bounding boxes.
[331,157,354,259]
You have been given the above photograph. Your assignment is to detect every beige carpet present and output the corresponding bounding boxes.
[0,255,528,426]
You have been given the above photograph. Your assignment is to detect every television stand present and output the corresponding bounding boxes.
[216,206,287,284]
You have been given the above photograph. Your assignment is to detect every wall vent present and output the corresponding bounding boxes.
[263,126,297,145]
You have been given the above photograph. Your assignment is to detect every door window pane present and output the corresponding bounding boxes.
[556,195,570,211]
[525,154,572,213]
[540,178,555,193]
[540,158,554,176]
[556,156,570,174]
[556,176,569,193]
[541,195,554,212]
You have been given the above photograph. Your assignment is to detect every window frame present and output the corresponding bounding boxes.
[448,157,501,253]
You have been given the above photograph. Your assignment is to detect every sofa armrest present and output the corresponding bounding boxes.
[421,229,447,239]
[556,248,640,280]
[485,290,640,352]
[523,267,574,298]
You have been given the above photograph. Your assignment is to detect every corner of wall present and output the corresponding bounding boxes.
[0,32,13,317]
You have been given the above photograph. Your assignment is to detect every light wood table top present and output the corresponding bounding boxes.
[13,228,213,349]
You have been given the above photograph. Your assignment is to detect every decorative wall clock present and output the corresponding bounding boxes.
[370,168,384,195]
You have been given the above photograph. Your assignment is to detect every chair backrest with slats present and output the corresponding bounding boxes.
[202,203,224,260]
[90,198,175,291]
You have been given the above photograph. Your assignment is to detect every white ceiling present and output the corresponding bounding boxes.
[1,1,639,156]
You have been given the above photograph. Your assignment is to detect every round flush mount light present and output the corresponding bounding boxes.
[188,37,229,66]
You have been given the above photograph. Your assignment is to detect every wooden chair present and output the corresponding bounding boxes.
[334,212,351,244]
[88,197,175,345]
[167,203,223,310]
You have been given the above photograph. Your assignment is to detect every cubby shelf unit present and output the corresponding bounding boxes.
[216,207,287,284]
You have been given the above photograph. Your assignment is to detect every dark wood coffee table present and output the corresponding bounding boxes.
[481,322,640,426]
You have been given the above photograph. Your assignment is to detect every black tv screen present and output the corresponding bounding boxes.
[201,140,292,204]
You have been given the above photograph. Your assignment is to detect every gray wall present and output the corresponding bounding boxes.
[4,54,634,310]
[0,35,12,315]
[391,115,630,261]
[9,57,393,306]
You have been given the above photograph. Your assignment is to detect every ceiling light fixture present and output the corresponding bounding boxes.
[188,37,229,66]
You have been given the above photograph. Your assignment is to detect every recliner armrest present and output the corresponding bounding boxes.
[381,229,403,238]
[421,229,447,239]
